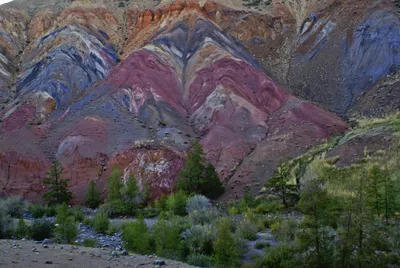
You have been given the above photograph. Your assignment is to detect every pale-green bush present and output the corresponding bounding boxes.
[186,195,212,214]
[236,219,258,241]
[182,224,215,255]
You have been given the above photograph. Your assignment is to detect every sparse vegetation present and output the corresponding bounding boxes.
[0,115,399,267]
[82,238,97,247]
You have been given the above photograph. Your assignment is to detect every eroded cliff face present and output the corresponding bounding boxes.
[0,0,397,203]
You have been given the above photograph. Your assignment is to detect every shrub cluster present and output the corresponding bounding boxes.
[93,210,109,233]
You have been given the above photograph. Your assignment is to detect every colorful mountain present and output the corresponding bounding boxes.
[0,0,397,203]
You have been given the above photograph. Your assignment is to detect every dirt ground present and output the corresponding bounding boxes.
[0,240,192,268]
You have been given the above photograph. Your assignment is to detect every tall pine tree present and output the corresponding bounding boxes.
[297,174,339,268]
[177,140,205,194]
[200,163,224,199]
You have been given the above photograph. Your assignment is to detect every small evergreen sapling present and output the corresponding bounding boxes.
[266,160,299,208]
[213,218,240,268]
[122,214,149,254]
[42,161,72,205]
[107,167,123,202]
[15,218,28,239]
[86,180,101,209]
[125,174,139,203]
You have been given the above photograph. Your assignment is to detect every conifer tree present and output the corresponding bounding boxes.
[122,214,149,254]
[42,161,72,205]
[56,202,69,224]
[107,167,123,202]
[177,140,205,194]
[15,218,28,239]
[153,213,168,256]
[55,202,77,244]
[177,140,224,198]
[153,213,185,260]
[141,182,151,205]
[266,160,299,208]
[381,167,396,225]
[366,165,383,218]
[213,218,239,268]
[200,163,224,199]
[297,175,339,267]
[366,165,397,224]
[125,174,139,203]
[85,180,101,209]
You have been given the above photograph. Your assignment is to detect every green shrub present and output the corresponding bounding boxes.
[270,219,298,243]
[186,253,213,267]
[182,224,215,255]
[106,224,119,235]
[29,204,46,218]
[236,219,258,241]
[83,217,93,226]
[93,211,109,233]
[122,215,150,254]
[45,205,57,217]
[262,215,283,228]
[186,195,212,214]
[15,218,29,239]
[140,206,158,218]
[109,200,135,217]
[30,218,54,241]
[166,191,188,216]
[56,216,78,244]
[255,202,281,214]
[154,195,168,214]
[255,241,268,249]
[83,238,98,247]
[188,208,220,225]
[213,218,240,268]
[29,204,57,218]
[227,205,239,216]
[1,196,26,217]
[56,203,69,224]
[70,206,84,222]
[235,236,249,257]
[258,243,299,267]
[152,215,186,261]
